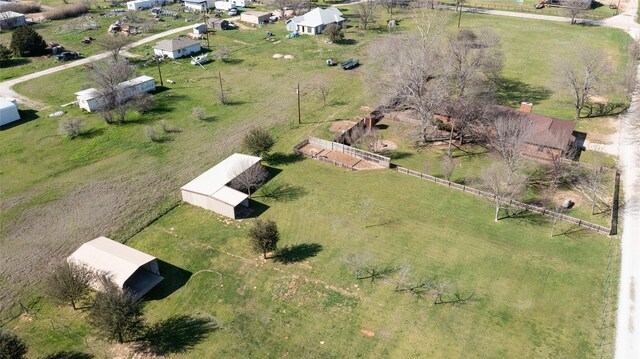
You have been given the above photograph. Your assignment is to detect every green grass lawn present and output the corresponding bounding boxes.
[9,158,615,358]
[444,0,618,19]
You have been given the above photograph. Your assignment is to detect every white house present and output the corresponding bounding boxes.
[285,7,344,35]
[240,11,270,25]
[184,0,215,10]
[229,0,247,8]
[0,97,20,126]
[214,1,235,11]
[153,38,201,59]
[75,75,156,112]
[67,237,164,301]
[181,153,262,219]
[127,0,153,10]
[0,11,26,30]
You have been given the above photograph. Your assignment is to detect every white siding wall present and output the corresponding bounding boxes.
[181,190,236,218]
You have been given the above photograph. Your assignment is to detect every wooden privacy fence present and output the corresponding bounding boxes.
[396,166,612,235]
[308,136,391,168]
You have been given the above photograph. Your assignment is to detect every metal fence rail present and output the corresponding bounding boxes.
[396,166,611,235]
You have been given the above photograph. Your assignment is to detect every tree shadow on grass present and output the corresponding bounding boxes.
[258,182,307,202]
[494,77,552,107]
[138,315,220,355]
[274,243,323,264]
[143,261,192,301]
[43,352,94,359]
[78,127,105,139]
[503,209,548,226]
[266,152,304,166]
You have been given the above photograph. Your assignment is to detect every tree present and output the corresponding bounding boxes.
[564,0,590,24]
[58,118,85,139]
[46,262,92,309]
[88,278,145,344]
[228,161,269,197]
[543,131,577,187]
[482,162,528,221]
[317,81,330,107]
[324,23,344,43]
[560,50,607,120]
[96,34,132,63]
[131,92,155,114]
[489,110,532,175]
[442,154,456,181]
[192,107,206,120]
[0,330,27,359]
[443,29,503,100]
[354,1,378,30]
[90,60,135,124]
[0,44,12,67]
[10,26,46,56]
[575,160,607,215]
[248,219,280,259]
[243,127,275,157]
[378,0,395,19]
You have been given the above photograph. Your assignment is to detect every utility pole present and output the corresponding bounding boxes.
[218,70,225,104]
[296,83,301,125]
[457,4,462,28]
[203,13,210,48]
[156,57,163,86]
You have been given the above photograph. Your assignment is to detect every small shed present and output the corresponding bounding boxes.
[127,0,153,10]
[75,75,156,112]
[153,38,201,59]
[0,97,20,126]
[0,11,26,30]
[181,153,262,219]
[67,237,164,301]
[193,22,207,34]
[240,11,270,25]
[210,19,232,30]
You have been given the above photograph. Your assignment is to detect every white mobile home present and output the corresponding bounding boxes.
[153,38,201,59]
[229,0,247,8]
[0,11,26,30]
[214,1,235,11]
[68,237,163,301]
[181,153,262,219]
[0,97,20,126]
[184,0,215,10]
[127,0,153,10]
[75,75,156,112]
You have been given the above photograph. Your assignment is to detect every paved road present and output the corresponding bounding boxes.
[0,23,197,109]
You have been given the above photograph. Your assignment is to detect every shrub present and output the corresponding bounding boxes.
[131,93,155,114]
[248,220,280,259]
[0,330,27,359]
[10,26,46,57]
[192,107,206,120]
[58,118,85,139]
[143,126,162,142]
[215,47,231,62]
[43,3,89,21]
[243,127,275,156]
[159,119,179,133]
[45,262,92,309]
[324,23,344,43]
[0,44,12,66]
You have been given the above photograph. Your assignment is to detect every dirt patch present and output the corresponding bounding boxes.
[371,140,397,152]
[234,22,256,31]
[329,120,357,133]
[109,343,163,359]
[589,95,609,104]
[360,329,375,337]
[298,143,384,171]
[553,190,582,209]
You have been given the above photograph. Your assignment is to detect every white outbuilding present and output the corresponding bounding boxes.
[183,0,215,10]
[0,97,20,126]
[67,237,164,301]
[75,75,156,112]
[127,0,153,10]
[0,11,26,30]
[181,153,262,219]
[240,11,270,25]
[153,38,201,59]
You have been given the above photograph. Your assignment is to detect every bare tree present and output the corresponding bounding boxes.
[377,0,395,19]
[482,162,528,221]
[443,29,503,100]
[215,47,231,62]
[46,262,92,310]
[489,110,533,175]
[317,81,330,107]
[228,161,269,197]
[369,14,448,144]
[96,34,132,62]
[90,60,135,124]
[564,0,590,25]
[575,159,608,215]
[543,131,578,187]
[354,0,378,30]
[58,118,85,139]
[560,50,607,120]
[442,154,456,181]
[541,188,566,237]
[343,253,394,282]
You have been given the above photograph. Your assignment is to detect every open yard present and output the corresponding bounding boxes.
[8,157,618,358]
[0,6,629,358]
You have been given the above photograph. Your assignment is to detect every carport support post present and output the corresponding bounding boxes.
[156,57,163,86]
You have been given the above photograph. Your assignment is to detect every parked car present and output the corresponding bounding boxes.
[55,51,81,62]
[340,58,359,70]
[228,8,238,15]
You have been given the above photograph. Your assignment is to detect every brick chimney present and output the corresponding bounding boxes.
[519,101,533,114]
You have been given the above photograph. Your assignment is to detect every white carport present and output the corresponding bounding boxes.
[0,97,20,126]
[67,237,163,301]
[181,153,262,219]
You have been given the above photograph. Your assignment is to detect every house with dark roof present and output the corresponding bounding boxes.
[285,7,344,35]
[153,38,202,59]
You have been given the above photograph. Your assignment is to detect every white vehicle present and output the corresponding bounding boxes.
[214,1,235,11]
[191,53,208,65]
[230,0,246,8]
[228,8,238,15]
